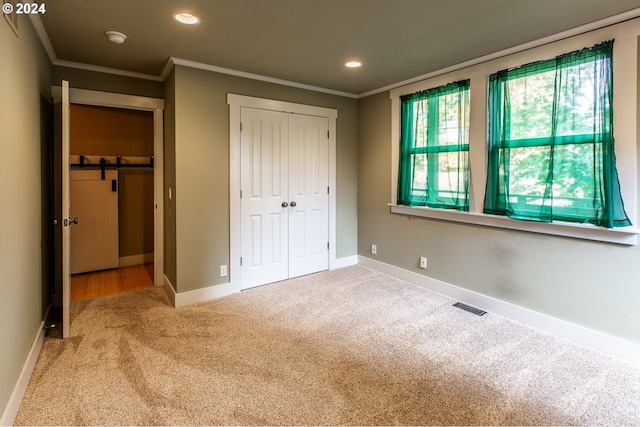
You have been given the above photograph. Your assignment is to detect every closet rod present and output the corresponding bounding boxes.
[70,155,154,180]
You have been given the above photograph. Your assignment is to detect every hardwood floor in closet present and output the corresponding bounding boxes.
[71,263,154,302]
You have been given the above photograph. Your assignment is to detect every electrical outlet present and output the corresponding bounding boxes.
[419,256,428,269]
[220,265,228,277]
[371,244,377,255]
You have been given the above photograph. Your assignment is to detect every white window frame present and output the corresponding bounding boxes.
[389,22,639,245]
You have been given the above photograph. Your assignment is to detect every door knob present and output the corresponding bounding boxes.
[290,201,297,207]
[64,217,79,226]
[281,202,289,208]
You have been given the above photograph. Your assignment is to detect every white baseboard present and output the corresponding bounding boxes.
[119,253,154,268]
[0,322,44,426]
[358,255,640,367]
[163,275,240,308]
[331,255,358,270]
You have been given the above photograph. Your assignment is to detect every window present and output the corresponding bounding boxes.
[484,40,631,228]
[397,80,470,211]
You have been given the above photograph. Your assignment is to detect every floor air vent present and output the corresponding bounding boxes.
[453,302,487,316]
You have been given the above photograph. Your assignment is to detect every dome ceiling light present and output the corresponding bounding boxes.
[345,60,362,68]
[105,30,127,44]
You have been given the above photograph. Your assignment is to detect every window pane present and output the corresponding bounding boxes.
[437,92,469,147]
[413,100,427,149]
[507,71,555,140]
[428,151,469,207]
[508,146,551,200]
[411,153,427,197]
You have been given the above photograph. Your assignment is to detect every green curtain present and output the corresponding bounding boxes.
[397,80,470,211]
[483,40,631,228]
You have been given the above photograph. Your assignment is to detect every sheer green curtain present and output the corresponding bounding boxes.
[397,80,470,211]
[483,40,631,228]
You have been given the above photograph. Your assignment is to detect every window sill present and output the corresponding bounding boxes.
[389,204,638,245]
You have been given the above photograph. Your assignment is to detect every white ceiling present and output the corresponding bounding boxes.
[36,0,640,96]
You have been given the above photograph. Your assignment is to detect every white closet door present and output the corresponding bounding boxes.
[240,108,329,289]
[288,114,329,278]
[70,170,119,274]
[240,108,289,288]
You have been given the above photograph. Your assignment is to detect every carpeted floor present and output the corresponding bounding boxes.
[14,265,640,425]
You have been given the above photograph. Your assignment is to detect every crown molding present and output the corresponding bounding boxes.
[168,57,358,98]
[53,59,163,81]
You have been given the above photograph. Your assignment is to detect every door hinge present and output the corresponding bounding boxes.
[327,130,329,139]
[240,189,243,199]
[327,186,330,194]
[327,242,330,250]
[240,122,243,132]
[240,257,243,266]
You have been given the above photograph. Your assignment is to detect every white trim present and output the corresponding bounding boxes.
[172,57,357,98]
[358,256,640,367]
[54,60,163,82]
[163,274,239,308]
[160,58,176,81]
[227,94,338,292]
[0,322,44,427]
[361,7,640,98]
[390,205,639,245]
[177,283,239,308]
[119,253,154,268]
[331,255,359,270]
[28,15,56,64]
[153,109,164,288]
[52,86,164,111]
[227,94,338,119]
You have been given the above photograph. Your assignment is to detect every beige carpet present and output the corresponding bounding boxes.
[14,265,640,425]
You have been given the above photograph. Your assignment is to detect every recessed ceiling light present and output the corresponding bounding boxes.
[173,12,200,25]
[345,61,362,68]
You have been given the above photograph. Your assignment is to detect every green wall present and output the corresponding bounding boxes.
[358,81,640,345]
[169,65,358,292]
[0,16,51,418]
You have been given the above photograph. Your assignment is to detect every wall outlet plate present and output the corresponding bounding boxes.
[220,265,228,277]
[371,244,377,255]
[420,256,428,269]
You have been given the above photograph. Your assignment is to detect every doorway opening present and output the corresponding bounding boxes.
[50,84,164,338]
[69,104,155,301]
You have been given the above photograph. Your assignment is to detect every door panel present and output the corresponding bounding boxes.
[240,108,289,288]
[288,114,329,278]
